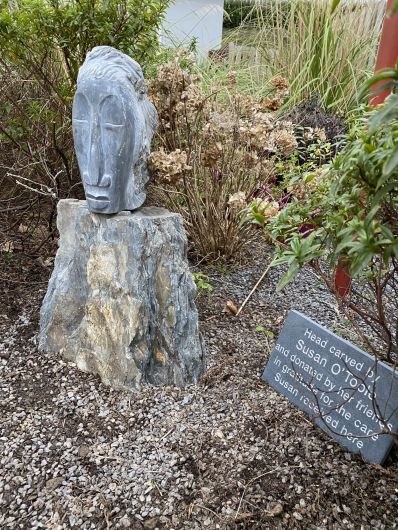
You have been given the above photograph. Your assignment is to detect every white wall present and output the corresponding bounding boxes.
[160,0,224,59]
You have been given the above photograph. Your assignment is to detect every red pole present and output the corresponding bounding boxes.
[335,257,352,298]
[371,0,398,106]
[334,1,398,297]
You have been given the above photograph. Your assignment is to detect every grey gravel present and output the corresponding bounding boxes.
[1,245,398,529]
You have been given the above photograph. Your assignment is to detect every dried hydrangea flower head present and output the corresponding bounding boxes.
[73,46,158,214]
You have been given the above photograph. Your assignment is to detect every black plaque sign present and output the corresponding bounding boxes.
[262,310,398,464]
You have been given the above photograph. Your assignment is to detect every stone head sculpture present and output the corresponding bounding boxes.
[72,46,157,214]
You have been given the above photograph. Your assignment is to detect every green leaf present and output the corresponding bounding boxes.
[331,0,342,14]
[361,73,398,100]
[369,96,398,133]
[276,262,300,292]
[383,145,398,176]
[349,251,374,276]
[371,181,398,206]
[335,233,356,254]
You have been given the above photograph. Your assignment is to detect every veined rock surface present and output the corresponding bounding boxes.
[39,199,205,389]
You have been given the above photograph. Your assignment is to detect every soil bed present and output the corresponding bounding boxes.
[1,246,398,530]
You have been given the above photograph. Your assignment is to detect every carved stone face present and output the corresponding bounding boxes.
[72,47,157,214]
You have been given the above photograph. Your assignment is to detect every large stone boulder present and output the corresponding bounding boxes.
[39,199,205,389]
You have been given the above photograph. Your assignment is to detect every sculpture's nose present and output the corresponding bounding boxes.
[84,120,110,187]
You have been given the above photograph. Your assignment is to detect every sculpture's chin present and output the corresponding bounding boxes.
[85,190,147,214]
[87,197,113,213]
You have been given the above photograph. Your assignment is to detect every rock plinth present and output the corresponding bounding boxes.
[39,199,205,389]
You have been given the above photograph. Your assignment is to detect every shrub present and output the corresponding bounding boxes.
[251,95,398,362]
[1,0,168,84]
[147,54,299,261]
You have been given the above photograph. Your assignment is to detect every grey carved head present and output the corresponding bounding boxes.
[72,46,157,214]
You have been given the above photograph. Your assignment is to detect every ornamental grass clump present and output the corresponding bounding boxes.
[222,0,385,113]
[148,54,297,261]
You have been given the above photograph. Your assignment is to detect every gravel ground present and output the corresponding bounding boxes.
[1,247,398,530]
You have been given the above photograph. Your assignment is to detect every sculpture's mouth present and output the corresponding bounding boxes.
[86,193,110,210]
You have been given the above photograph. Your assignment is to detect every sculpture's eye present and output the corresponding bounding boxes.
[72,92,90,170]
[72,92,89,124]
[104,123,124,130]
[101,95,124,130]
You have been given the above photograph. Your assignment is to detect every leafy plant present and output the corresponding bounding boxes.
[192,272,213,297]
[285,97,346,156]
[255,325,274,337]
[361,65,398,180]
[255,324,275,353]
[223,0,255,29]
[257,95,398,361]
[0,0,168,84]
[1,249,14,265]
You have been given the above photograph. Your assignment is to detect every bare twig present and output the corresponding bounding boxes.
[235,467,281,519]
[236,261,272,316]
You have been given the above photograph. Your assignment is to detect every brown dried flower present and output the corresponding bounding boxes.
[314,127,327,142]
[226,70,237,86]
[263,96,281,111]
[271,76,289,90]
[232,94,261,117]
[241,150,259,169]
[258,159,276,180]
[263,89,289,111]
[239,111,275,151]
[149,148,191,184]
[202,141,224,168]
[204,110,238,137]
[148,56,205,129]
[273,128,298,157]
[303,128,315,140]
[228,191,247,211]
[176,84,204,116]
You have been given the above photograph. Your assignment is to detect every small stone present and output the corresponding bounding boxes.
[45,477,64,490]
[265,502,284,517]
[78,445,90,458]
[143,518,158,529]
